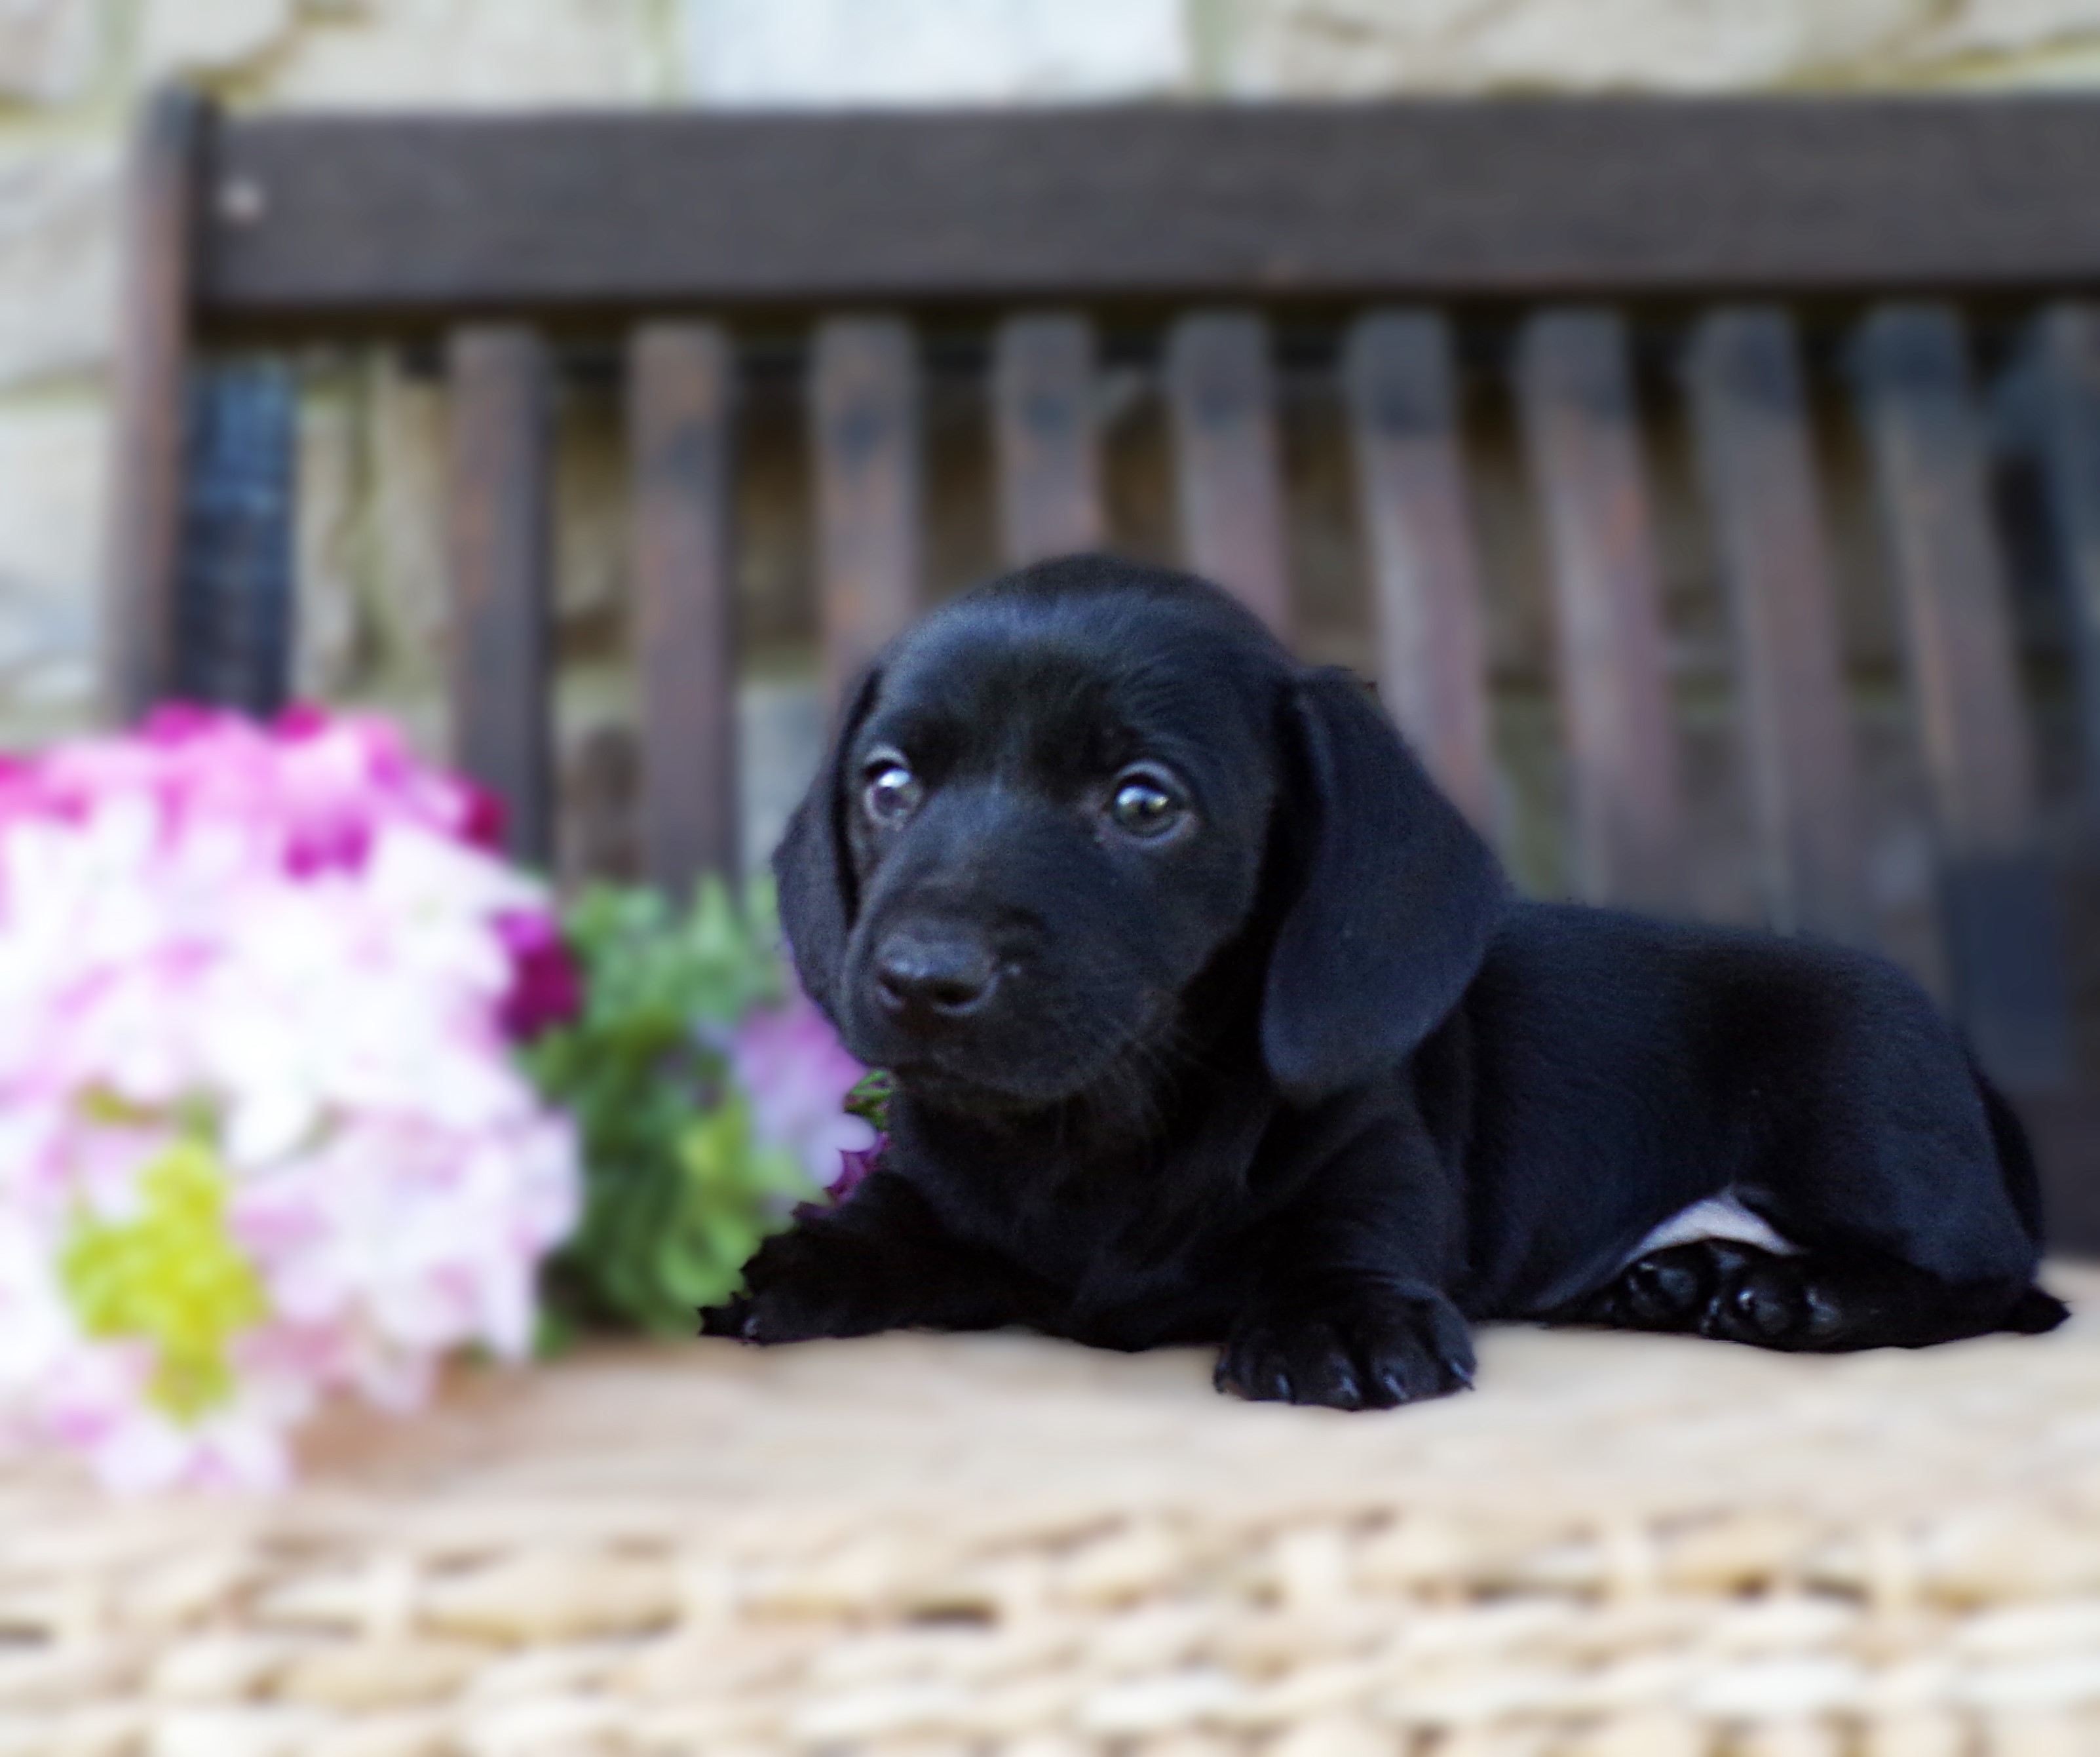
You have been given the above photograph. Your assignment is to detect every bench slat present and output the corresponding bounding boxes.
[1854,305,2071,1085]
[1167,311,1291,636]
[105,87,203,722]
[1518,309,1683,910]
[202,101,2100,324]
[1343,311,1496,834]
[445,326,556,866]
[631,324,740,895]
[1687,309,1871,945]
[813,317,923,706]
[176,362,296,716]
[2031,305,2100,805]
[994,314,1103,568]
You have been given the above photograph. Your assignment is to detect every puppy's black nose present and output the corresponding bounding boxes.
[873,931,997,1022]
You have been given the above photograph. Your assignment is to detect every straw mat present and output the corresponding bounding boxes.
[5,1267,2100,1756]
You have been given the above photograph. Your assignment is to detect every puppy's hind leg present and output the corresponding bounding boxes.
[1547,1241,1739,1335]
[1556,1239,2067,1352]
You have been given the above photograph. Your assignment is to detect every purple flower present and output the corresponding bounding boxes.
[831,1136,885,1202]
[731,986,877,1191]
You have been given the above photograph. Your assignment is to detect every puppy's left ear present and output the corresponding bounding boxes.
[773,667,881,1025]
[1263,668,1504,1104]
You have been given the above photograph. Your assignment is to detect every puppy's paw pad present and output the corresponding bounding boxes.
[1695,1253,1844,1351]
[1622,1248,1714,1326]
[1217,1295,1472,1412]
[1215,1321,1331,1406]
[696,1296,755,1340]
[703,1226,895,1345]
[700,1283,818,1347]
[1722,1265,1803,1342]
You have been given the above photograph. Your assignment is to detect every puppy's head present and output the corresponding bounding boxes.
[776,557,1502,1126]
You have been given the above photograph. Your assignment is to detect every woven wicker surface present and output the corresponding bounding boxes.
[6,1268,2100,1757]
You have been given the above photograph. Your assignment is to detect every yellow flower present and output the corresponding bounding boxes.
[61,1138,267,1422]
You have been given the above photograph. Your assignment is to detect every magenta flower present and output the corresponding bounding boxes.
[495,912,583,1041]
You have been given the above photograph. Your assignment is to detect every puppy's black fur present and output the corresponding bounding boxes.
[704,558,2066,1408]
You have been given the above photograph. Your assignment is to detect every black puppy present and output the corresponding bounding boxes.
[703,556,2065,1408]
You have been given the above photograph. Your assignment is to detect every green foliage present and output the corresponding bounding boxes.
[523,878,821,1338]
[845,1068,894,1133]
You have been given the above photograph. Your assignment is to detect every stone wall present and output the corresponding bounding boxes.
[1215,1,2100,96]
[7,0,2100,870]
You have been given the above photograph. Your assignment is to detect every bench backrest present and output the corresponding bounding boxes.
[107,91,2100,1091]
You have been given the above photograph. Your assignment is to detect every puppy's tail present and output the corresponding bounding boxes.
[1972,1055,2072,1336]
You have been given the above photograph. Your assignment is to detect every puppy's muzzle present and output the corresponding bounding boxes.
[873,927,1001,1030]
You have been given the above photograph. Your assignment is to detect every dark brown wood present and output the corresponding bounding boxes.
[993,313,1103,567]
[446,326,556,868]
[1853,305,2071,1086]
[202,100,2100,327]
[812,317,922,706]
[630,324,739,897]
[2029,304,2100,803]
[1686,308,1871,944]
[1166,311,1290,635]
[105,86,205,722]
[1343,311,1495,834]
[1517,310,1683,911]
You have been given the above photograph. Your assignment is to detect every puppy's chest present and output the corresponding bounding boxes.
[935,1157,1256,1331]
[1626,1191,1799,1263]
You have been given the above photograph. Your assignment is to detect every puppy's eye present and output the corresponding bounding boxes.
[862,755,923,826]
[1108,772,1186,840]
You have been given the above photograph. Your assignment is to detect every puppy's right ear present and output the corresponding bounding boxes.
[773,668,881,1023]
[1262,669,1503,1105]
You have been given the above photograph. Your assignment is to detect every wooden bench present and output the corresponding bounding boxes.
[105,89,2100,1243]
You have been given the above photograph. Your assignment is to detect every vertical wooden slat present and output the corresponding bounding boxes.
[812,317,922,706]
[2029,303,2100,803]
[993,313,1103,568]
[177,359,296,716]
[1166,311,1291,636]
[1343,311,1496,834]
[446,326,556,868]
[630,324,739,897]
[1516,309,1684,910]
[104,86,205,724]
[1687,308,1871,945]
[1854,304,2071,1086]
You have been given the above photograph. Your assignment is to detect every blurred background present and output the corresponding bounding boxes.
[14,3,2100,1052]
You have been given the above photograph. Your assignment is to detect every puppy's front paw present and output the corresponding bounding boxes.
[1215,1288,1474,1410]
[697,1292,754,1338]
[696,1224,894,1346]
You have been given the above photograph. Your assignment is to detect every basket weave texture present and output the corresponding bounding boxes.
[4,1268,2100,1757]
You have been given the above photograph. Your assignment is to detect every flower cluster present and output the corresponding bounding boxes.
[0,709,581,1491]
[525,881,875,1338]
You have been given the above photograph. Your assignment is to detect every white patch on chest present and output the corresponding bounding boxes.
[1624,1192,1800,1267]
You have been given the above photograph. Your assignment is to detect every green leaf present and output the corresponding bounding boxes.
[845,1069,895,1132]
[524,878,820,1337]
